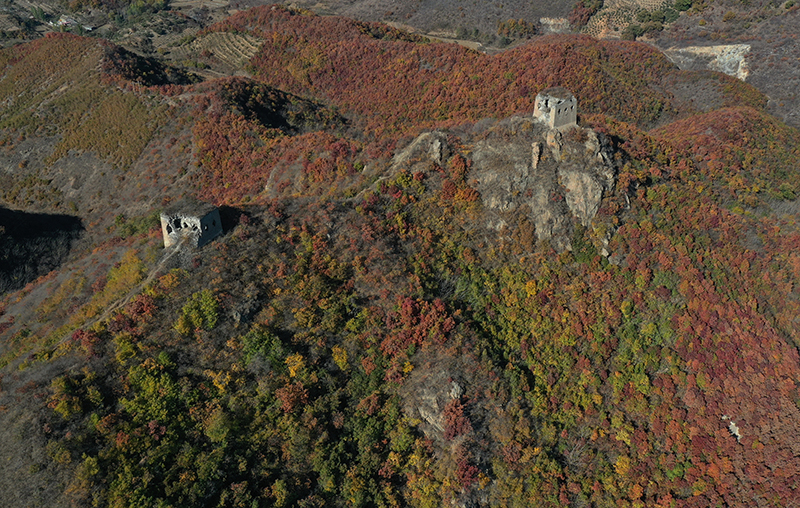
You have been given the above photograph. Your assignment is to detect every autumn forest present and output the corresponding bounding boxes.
[1,4,800,508]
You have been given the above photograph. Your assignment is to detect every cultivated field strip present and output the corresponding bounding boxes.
[604,0,670,9]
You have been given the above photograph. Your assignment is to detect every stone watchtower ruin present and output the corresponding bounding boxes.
[533,87,577,129]
[160,198,222,249]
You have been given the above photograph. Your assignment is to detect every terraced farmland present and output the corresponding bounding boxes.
[169,31,262,70]
[583,0,671,38]
[605,0,669,10]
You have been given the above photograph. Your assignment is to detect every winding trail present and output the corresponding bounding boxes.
[56,243,183,347]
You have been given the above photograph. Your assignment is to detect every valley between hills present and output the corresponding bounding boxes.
[1,2,800,507]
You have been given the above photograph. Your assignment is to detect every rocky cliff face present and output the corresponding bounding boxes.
[471,117,616,251]
[394,116,618,252]
[662,44,751,81]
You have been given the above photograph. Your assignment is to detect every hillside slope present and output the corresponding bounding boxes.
[1,7,800,508]
[191,6,763,205]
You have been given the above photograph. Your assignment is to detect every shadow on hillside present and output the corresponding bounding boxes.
[218,205,251,233]
[0,208,84,294]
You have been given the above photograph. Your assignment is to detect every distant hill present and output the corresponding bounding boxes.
[233,0,575,38]
[651,4,800,128]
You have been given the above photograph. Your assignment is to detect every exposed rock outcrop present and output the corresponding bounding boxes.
[390,116,619,252]
[560,129,615,227]
[403,366,466,441]
[470,117,617,251]
[390,130,451,170]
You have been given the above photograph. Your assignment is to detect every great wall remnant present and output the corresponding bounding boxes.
[533,87,578,130]
[160,198,222,249]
